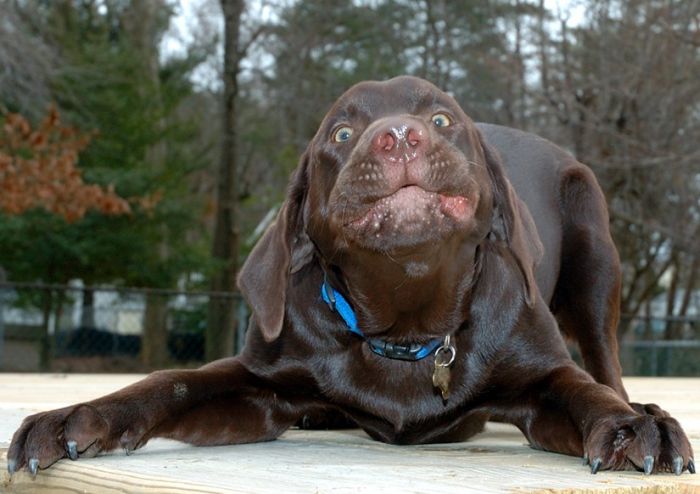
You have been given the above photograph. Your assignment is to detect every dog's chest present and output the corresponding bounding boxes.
[320,345,481,435]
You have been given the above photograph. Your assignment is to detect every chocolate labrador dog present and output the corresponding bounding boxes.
[8,76,695,477]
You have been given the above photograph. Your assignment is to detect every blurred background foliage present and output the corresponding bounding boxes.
[0,0,698,359]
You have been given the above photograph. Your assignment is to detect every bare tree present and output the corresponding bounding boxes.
[121,0,173,368]
[206,0,245,361]
[533,0,700,329]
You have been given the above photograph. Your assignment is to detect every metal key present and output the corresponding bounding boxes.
[432,362,451,400]
[432,335,456,401]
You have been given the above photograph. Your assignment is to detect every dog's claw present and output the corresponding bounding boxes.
[689,458,695,474]
[28,458,39,478]
[590,457,602,474]
[7,458,16,475]
[643,455,654,475]
[672,456,683,476]
[67,440,79,460]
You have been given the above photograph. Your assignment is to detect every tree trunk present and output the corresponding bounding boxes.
[142,293,168,369]
[664,253,680,340]
[51,289,67,364]
[122,0,171,367]
[39,287,53,372]
[81,287,95,328]
[513,0,526,127]
[0,268,6,370]
[679,256,698,317]
[206,0,244,361]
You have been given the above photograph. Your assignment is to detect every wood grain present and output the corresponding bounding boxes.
[1,374,699,493]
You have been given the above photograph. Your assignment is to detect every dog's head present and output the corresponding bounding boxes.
[306,76,492,253]
[239,76,541,341]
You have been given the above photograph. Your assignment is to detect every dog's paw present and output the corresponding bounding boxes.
[629,402,670,418]
[584,413,695,475]
[7,404,115,476]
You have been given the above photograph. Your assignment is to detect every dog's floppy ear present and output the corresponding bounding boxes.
[480,135,543,307]
[237,152,314,342]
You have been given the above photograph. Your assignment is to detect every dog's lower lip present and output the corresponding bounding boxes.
[439,194,471,219]
[345,185,472,229]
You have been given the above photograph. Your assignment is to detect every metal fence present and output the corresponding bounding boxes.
[1,281,699,375]
[617,314,700,377]
[0,282,247,372]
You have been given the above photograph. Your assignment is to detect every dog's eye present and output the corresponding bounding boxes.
[432,113,452,128]
[333,127,354,143]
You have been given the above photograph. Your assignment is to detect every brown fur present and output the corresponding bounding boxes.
[8,77,694,476]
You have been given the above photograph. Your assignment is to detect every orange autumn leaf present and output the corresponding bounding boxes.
[0,106,156,222]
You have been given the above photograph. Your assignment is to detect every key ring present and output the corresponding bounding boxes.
[434,335,456,367]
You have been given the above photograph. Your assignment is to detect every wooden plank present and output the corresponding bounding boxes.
[1,374,699,493]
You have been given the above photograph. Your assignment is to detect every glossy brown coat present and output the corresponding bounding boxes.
[8,77,694,477]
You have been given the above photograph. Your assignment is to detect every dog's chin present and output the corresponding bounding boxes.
[342,185,476,251]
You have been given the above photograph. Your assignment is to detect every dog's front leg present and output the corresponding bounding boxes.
[507,365,695,475]
[8,358,304,476]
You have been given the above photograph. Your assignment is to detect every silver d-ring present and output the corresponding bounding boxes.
[435,343,456,367]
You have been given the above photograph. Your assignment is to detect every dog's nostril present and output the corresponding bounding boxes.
[374,132,396,153]
[382,133,395,151]
[375,130,421,151]
[407,128,422,147]
[372,121,427,161]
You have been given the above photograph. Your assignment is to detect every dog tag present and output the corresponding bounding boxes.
[432,336,456,401]
[432,362,451,399]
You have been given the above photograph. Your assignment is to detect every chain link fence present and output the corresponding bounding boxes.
[1,281,699,375]
[0,282,247,372]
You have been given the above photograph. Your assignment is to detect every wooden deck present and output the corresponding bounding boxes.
[1,374,699,493]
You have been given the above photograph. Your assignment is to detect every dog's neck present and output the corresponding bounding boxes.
[324,240,480,341]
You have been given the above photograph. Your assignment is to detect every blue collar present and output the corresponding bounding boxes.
[321,281,443,361]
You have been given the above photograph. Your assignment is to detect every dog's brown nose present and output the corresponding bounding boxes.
[371,118,428,163]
